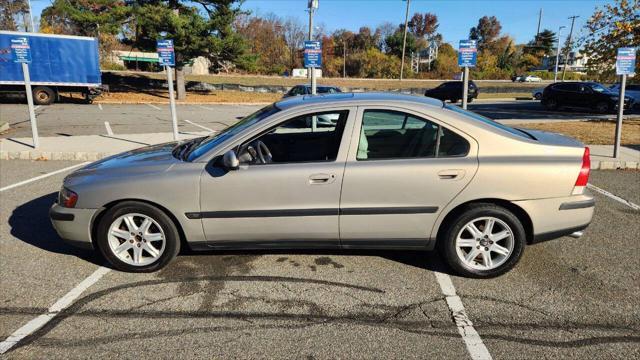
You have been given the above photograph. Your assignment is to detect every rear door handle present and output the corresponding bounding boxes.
[309,173,336,184]
[438,169,465,180]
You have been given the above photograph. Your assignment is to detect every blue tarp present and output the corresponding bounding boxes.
[0,31,101,86]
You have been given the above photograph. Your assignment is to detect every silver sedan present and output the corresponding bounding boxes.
[50,93,594,278]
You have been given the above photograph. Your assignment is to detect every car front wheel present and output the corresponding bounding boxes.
[595,101,610,114]
[440,204,525,278]
[96,201,180,272]
[543,98,558,110]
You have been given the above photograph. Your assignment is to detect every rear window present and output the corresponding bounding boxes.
[553,83,577,91]
[445,105,535,140]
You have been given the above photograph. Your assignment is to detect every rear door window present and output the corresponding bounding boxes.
[356,110,469,160]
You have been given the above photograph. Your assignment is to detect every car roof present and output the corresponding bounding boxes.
[275,92,444,110]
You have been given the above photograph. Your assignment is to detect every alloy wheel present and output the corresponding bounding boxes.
[107,213,166,266]
[455,216,514,270]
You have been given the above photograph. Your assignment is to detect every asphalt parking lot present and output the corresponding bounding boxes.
[1,100,633,139]
[0,159,638,359]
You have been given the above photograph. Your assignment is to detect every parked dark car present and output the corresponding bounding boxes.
[424,81,478,103]
[284,85,342,98]
[541,82,634,113]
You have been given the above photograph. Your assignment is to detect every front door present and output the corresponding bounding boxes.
[198,108,355,248]
[339,107,478,247]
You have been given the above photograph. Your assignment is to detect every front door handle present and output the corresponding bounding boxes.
[438,169,465,180]
[309,173,336,184]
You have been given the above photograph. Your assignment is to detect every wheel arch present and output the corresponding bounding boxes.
[435,198,534,245]
[90,198,189,252]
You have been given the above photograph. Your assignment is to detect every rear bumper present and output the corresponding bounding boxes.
[50,204,98,250]
[513,193,595,244]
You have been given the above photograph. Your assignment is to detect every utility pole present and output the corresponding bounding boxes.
[536,8,543,40]
[308,0,318,94]
[553,26,565,82]
[342,40,346,78]
[561,15,579,81]
[399,0,411,81]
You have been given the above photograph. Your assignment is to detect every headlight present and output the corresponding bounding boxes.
[59,187,78,208]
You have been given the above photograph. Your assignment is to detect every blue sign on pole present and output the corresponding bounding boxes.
[616,47,636,75]
[458,40,477,68]
[157,39,175,67]
[11,37,31,63]
[304,40,322,68]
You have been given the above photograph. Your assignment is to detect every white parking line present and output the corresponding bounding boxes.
[98,103,103,110]
[587,183,640,211]
[198,105,214,111]
[146,104,162,110]
[434,271,492,360]
[0,266,111,354]
[184,119,215,133]
[34,106,41,111]
[0,162,90,192]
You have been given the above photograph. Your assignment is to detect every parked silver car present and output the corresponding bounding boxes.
[50,93,594,277]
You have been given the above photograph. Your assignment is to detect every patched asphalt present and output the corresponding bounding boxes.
[0,161,638,358]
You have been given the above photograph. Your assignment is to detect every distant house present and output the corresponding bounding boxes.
[540,51,590,73]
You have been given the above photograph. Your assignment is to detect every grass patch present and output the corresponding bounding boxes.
[95,90,281,104]
[106,71,546,90]
[520,120,640,145]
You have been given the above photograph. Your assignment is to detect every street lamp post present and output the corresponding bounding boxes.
[399,0,411,81]
[308,0,318,95]
[561,15,579,81]
[553,26,565,82]
[27,0,35,32]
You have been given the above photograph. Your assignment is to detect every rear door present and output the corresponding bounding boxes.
[339,106,478,247]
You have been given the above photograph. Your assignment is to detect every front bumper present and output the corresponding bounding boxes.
[50,203,99,250]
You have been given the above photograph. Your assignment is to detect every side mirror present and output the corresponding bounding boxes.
[222,150,239,170]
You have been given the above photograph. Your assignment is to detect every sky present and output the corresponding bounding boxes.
[29,0,612,46]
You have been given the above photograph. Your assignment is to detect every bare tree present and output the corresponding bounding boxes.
[283,16,305,71]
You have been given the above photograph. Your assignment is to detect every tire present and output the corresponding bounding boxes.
[439,203,526,278]
[595,101,610,114]
[467,97,474,103]
[32,86,55,105]
[96,201,180,272]
[543,98,558,110]
[534,92,542,100]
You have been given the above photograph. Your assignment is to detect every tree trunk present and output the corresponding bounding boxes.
[175,67,186,100]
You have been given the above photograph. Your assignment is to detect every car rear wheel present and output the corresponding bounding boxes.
[32,86,55,105]
[96,201,180,272]
[439,204,525,278]
[534,92,542,100]
[543,98,558,110]
[595,101,610,114]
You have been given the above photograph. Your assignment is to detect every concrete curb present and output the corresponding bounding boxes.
[591,160,639,170]
[1,150,637,170]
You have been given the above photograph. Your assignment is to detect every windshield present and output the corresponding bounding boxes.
[186,105,280,161]
[445,105,535,140]
[590,83,613,94]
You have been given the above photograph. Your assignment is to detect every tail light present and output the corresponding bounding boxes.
[572,147,590,195]
[59,187,78,208]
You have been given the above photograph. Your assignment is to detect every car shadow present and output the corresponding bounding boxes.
[9,192,455,275]
[9,192,103,266]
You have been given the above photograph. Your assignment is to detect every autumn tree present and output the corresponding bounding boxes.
[581,0,639,81]
[469,16,502,51]
[0,0,29,31]
[235,14,289,74]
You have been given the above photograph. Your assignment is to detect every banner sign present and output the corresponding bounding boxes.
[458,39,477,68]
[157,39,175,67]
[304,41,322,68]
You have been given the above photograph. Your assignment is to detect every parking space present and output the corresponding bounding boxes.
[0,159,638,358]
[1,104,262,138]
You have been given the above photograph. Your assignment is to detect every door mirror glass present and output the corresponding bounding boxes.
[222,150,240,170]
